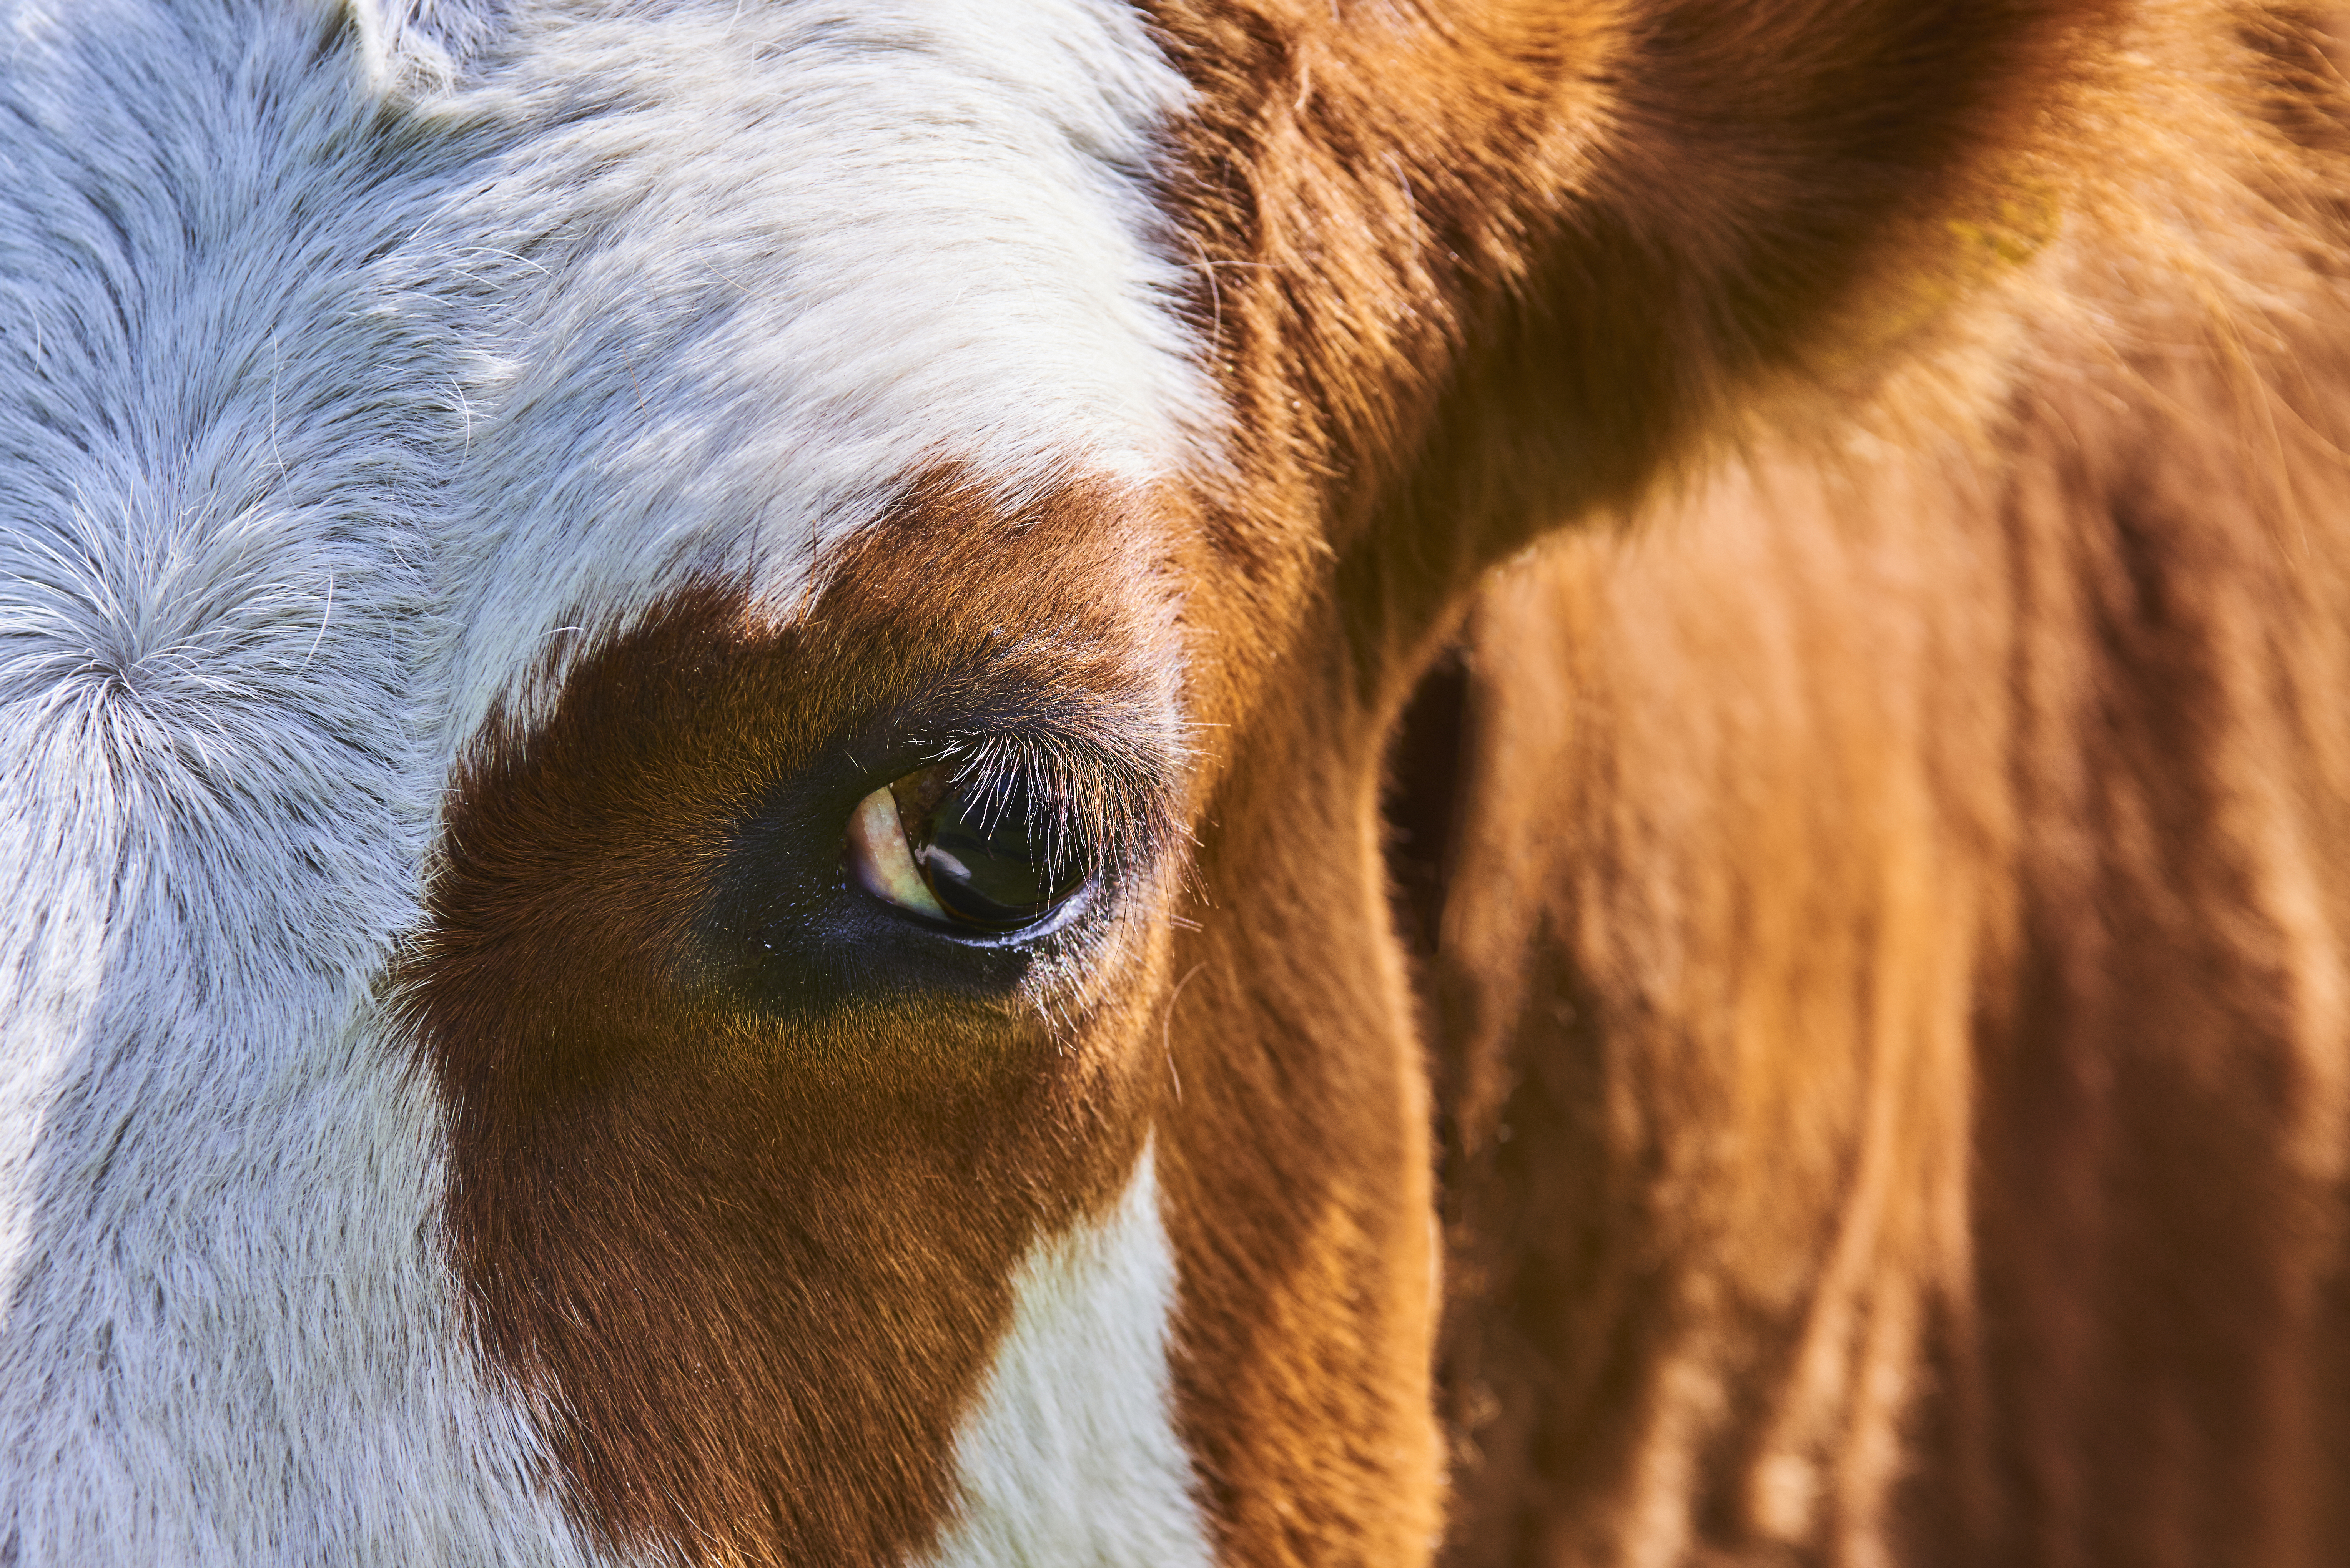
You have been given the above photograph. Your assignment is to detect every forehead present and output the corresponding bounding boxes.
[0,0,1209,771]
[0,5,1215,1557]
[420,0,1212,737]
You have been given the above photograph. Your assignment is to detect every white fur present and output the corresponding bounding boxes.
[411,0,1214,747]
[926,1145,1213,1568]
[0,0,1211,1561]
[0,4,609,1561]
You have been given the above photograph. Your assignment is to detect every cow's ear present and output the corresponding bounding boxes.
[1146,0,2119,643]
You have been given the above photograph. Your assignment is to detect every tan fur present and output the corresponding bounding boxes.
[1423,15,2350,1563]
[1142,1,2350,1563]
[402,3,2350,1563]
[1432,298,2350,1561]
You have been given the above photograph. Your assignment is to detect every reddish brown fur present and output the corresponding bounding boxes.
[1139,2,2350,1563]
[407,3,2350,1564]
[1420,18,2350,1564]
[1430,302,2350,1563]
[402,477,1196,1566]
[1139,1,2165,1562]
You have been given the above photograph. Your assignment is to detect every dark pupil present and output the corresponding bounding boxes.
[905,776,1083,931]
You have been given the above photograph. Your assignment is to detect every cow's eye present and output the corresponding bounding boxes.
[846,763,1087,933]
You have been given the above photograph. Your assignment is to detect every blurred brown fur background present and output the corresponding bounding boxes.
[1402,10,2350,1563]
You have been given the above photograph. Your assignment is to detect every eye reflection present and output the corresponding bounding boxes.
[846,764,1088,933]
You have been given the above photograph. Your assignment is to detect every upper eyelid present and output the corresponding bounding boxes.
[838,714,1180,834]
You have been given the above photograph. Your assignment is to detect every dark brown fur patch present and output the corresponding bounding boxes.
[401,475,1189,1567]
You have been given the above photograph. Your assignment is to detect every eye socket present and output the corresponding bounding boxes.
[846,763,1088,933]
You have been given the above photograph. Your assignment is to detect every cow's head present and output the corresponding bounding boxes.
[0,1,2119,1563]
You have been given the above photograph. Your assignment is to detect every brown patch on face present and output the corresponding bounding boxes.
[399,474,1188,1567]
[1153,797,1448,1568]
[1142,572,1450,1566]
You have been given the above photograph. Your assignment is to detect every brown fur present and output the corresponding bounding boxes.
[1423,25,2350,1565]
[1430,304,2350,1563]
[401,476,1195,1566]
[1140,1,2350,1563]
[406,3,2350,1563]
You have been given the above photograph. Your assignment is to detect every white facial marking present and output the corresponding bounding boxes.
[927,1145,1214,1568]
[0,5,606,1560]
[417,0,1215,747]
[0,0,1210,1561]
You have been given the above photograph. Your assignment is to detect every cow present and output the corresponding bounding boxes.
[2,1,2347,1565]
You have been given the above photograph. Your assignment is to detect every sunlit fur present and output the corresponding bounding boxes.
[1136,2,2350,1563]
[925,1147,1212,1568]
[0,0,1207,1561]
[4,0,2350,1565]
[0,5,595,1561]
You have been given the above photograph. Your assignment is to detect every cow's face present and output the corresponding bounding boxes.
[0,3,1430,1565]
[0,0,2132,1562]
